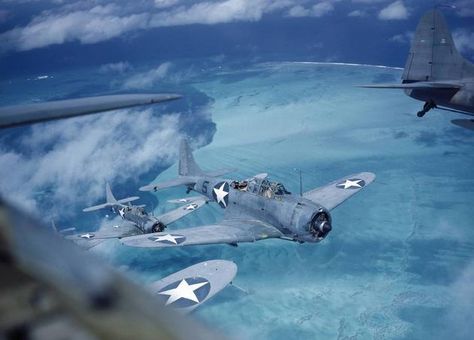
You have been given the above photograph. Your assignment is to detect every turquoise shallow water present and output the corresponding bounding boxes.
[2,61,474,339]
[97,62,474,339]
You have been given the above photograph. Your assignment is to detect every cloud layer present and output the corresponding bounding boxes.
[378,0,408,20]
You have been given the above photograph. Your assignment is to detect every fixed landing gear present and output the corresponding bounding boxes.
[417,100,437,117]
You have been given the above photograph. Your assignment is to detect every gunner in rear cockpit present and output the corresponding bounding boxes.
[232,180,248,191]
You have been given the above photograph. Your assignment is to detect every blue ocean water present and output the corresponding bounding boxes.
[2,61,474,339]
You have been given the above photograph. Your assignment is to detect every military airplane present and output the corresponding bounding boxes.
[69,182,207,248]
[0,93,235,339]
[120,139,375,249]
[360,9,474,121]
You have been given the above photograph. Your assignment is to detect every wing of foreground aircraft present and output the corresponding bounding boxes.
[121,219,283,248]
[0,198,221,339]
[303,172,376,211]
[149,260,237,314]
[0,93,181,128]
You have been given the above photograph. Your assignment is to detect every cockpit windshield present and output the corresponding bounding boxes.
[231,176,291,198]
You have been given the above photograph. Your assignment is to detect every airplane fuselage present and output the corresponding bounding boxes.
[117,205,165,234]
[406,79,474,115]
[192,176,332,242]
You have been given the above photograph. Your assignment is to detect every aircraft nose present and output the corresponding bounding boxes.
[321,221,332,233]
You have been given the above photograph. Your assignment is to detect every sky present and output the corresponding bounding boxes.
[0,0,473,77]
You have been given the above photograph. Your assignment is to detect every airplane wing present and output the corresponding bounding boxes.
[303,172,376,211]
[358,82,462,89]
[167,195,208,204]
[204,168,238,178]
[0,93,182,128]
[158,198,208,225]
[139,176,197,192]
[120,219,283,248]
[148,260,237,314]
[0,197,221,340]
[66,223,139,249]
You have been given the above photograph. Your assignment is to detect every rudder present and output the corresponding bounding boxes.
[402,9,473,82]
[178,139,203,176]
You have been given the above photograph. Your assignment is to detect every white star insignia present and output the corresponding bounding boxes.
[158,279,209,306]
[118,208,125,219]
[113,225,120,229]
[337,179,363,189]
[213,182,229,207]
[153,234,185,244]
[184,203,198,211]
[80,233,94,239]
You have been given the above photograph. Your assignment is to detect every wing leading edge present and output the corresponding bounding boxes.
[303,172,375,211]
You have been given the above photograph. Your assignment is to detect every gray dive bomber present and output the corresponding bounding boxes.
[121,140,375,249]
[69,182,207,248]
[361,9,474,120]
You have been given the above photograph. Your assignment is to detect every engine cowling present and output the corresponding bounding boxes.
[309,211,332,240]
[144,221,166,233]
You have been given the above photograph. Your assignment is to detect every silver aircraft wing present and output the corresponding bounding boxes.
[139,176,197,192]
[0,93,181,128]
[148,260,237,314]
[167,196,208,204]
[358,81,462,89]
[67,223,139,243]
[158,197,208,225]
[0,197,221,339]
[303,172,376,211]
[121,219,283,248]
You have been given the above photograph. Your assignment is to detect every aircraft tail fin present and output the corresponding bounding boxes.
[402,9,474,82]
[106,182,117,204]
[83,182,139,212]
[179,139,204,176]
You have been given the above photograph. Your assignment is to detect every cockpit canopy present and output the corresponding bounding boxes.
[231,174,291,199]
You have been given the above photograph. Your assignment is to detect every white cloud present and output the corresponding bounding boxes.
[99,61,132,74]
[0,5,150,51]
[378,0,408,20]
[389,31,413,44]
[453,0,474,17]
[443,260,474,339]
[122,62,172,89]
[453,29,474,54]
[154,0,180,9]
[287,2,335,18]
[347,9,366,17]
[0,0,309,52]
[0,108,186,218]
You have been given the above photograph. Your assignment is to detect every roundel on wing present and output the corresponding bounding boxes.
[156,277,211,308]
[212,181,230,208]
[335,178,366,190]
[148,234,186,245]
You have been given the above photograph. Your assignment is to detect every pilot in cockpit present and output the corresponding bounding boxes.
[231,180,248,191]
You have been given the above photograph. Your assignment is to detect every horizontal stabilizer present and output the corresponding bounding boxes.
[117,196,140,204]
[83,203,112,212]
[358,82,462,90]
[204,168,238,178]
[139,177,197,192]
[0,93,182,128]
[148,260,237,313]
